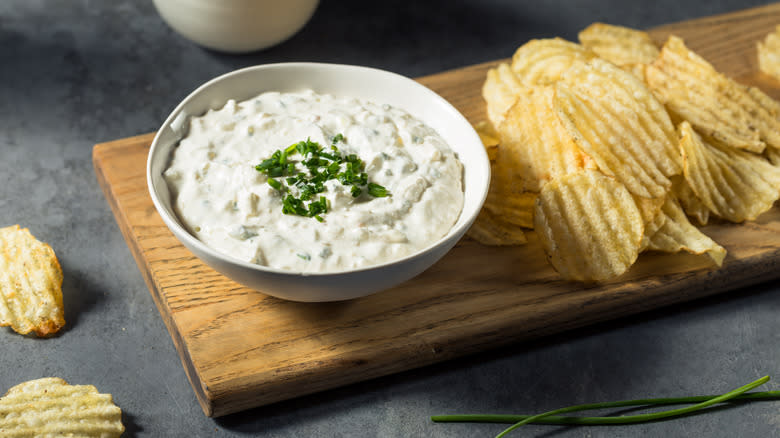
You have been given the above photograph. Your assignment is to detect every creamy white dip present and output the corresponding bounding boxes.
[163,90,464,273]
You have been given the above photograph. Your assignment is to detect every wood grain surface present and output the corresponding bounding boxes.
[93,4,780,417]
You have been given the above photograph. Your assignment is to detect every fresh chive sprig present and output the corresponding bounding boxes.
[432,376,776,437]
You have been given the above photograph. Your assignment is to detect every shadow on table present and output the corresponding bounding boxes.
[120,410,143,438]
[0,0,547,144]
[206,0,553,76]
[214,279,778,435]
[58,260,105,335]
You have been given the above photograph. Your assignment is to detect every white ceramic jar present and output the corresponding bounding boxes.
[153,0,320,53]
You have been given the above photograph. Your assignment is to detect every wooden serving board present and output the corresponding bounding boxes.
[93,4,780,417]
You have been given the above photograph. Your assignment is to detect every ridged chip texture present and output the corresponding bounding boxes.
[467,207,528,246]
[473,121,499,161]
[482,189,537,229]
[647,36,780,153]
[679,121,780,223]
[670,175,710,226]
[534,170,644,281]
[467,163,535,245]
[746,84,780,120]
[758,25,780,80]
[554,58,682,199]
[638,201,668,253]
[0,225,65,336]
[0,377,124,437]
[646,195,726,266]
[497,85,596,193]
[634,194,666,243]
[483,63,525,127]
[511,38,596,86]
[578,22,660,66]
[767,147,780,166]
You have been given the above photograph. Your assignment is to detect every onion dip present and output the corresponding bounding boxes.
[163,90,464,273]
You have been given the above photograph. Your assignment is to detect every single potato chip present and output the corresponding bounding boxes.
[0,225,65,337]
[678,121,780,223]
[483,63,525,127]
[639,202,668,252]
[534,170,644,281]
[468,161,536,245]
[758,25,780,80]
[647,36,780,153]
[745,83,780,120]
[0,377,124,437]
[467,207,528,246]
[633,194,666,230]
[496,85,596,193]
[473,121,499,162]
[670,175,710,226]
[621,62,647,81]
[510,37,597,86]
[482,189,537,229]
[744,85,780,156]
[767,146,780,166]
[578,22,660,66]
[554,59,682,199]
[645,195,727,266]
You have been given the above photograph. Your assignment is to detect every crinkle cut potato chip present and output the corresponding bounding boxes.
[678,121,780,223]
[558,58,681,175]
[0,377,124,437]
[639,203,668,253]
[467,207,527,246]
[534,170,644,282]
[671,175,710,226]
[621,62,647,81]
[578,22,660,66]
[647,36,780,153]
[0,225,65,337]
[496,85,596,193]
[482,189,536,229]
[483,63,525,127]
[646,195,726,266]
[632,195,666,229]
[554,59,681,199]
[767,146,780,167]
[473,121,499,161]
[758,25,780,80]
[510,37,596,86]
[746,83,780,121]
[468,164,535,245]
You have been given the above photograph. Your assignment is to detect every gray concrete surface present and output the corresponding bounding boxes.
[2,1,779,436]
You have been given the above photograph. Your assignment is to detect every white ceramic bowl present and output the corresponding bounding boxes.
[147,63,490,302]
[152,0,319,53]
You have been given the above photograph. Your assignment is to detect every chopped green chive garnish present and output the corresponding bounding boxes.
[368,182,388,197]
[254,135,389,220]
[267,177,282,190]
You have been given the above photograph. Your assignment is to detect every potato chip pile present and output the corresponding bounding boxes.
[469,23,780,281]
[0,377,124,437]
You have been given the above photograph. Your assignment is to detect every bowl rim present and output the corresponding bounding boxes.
[147,62,490,277]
